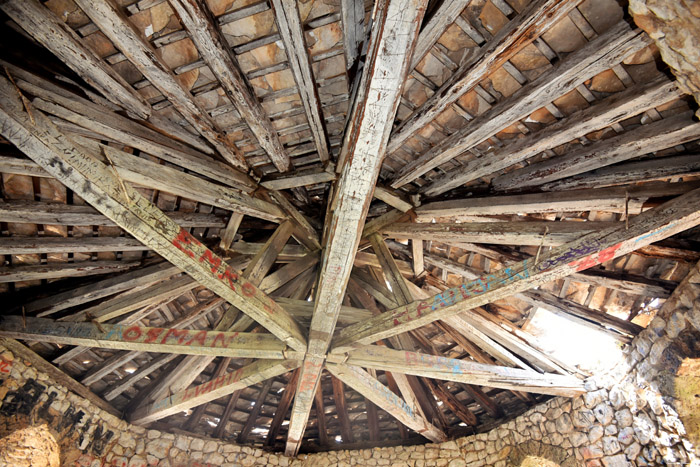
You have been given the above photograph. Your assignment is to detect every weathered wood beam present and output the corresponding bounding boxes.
[492,114,700,190]
[103,354,179,401]
[0,316,297,360]
[0,76,307,352]
[73,0,245,169]
[331,374,355,443]
[238,378,275,443]
[220,213,244,251]
[266,368,300,446]
[422,76,682,196]
[260,253,319,294]
[409,0,473,70]
[412,240,424,277]
[330,346,585,396]
[213,387,242,438]
[390,22,651,188]
[267,190,322,251]
[0,337,120,416]
[388,0,585,157]
[275,297,372,325]
[270,0,331,163]
[0,0,151,119]
[0,236,148,255]
[0,199,226,228]
[340,0,364,71]
[314,381,329,446]
[540,154,700,192]
[0,261,138,283]
[326,363,446,441]
[332,187,700,350]
[424,378,477,426]
[261,167,336,191]
[168,0,291,172]
[130,359,301,425]
[381,221,617,246]
[285,0,427,456]
[373,186,413,212]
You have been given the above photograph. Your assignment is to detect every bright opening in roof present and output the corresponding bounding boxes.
[524,307,625,374]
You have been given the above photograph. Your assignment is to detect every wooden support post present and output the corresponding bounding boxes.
[168,0,291,172]
[332,187,700,350]
[330,346,585,396]
[326,363,446,442]
[0,78,306,352]
[73,0,245,169]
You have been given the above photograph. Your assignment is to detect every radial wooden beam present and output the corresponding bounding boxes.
[270,0,331,163]
[326,363,446,441]
[421,76,682,196]
[0,75,306,352]
[388,0,585,156]
[0,316,299,360]
[0,261,139,283]
[330,346,584,396]
[130,359,301,425]
[331,374,355,443]
[168,0,291,172]
[238,378,275,443]
[261,167,336,191]
[409,0,473,70]
[73,0,245,169]
[0,0,151,119]
[424,378,477,426]
[314,381,329,446]
[332,187,700,350]
[390,22,651,188]
[284,0,427,455]
[266,368,300,446]
[340,0,365,71]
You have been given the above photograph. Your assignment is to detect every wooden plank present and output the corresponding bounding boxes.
[130,359,301,425]
[0,337,120,416]
[326,363,446,441]
[340,0,365,71]
[25,262,178,316]
[362,209,410,239]
[410,0,473,70]
[266,368,300,445]
[0,236,148,255]
[213,387,242,438]
[331,187,700,351]
[275,297,372,325]
[0,76,307,352]
[267,190,322,251]
[260,253,319,294]
[285,0,427,455]
[314,381,329,446]
[388,0,585,157]
[331,374,355,443]
[422,76,682,196]
[0,200,226,228]
[0,316,295,359]
[270,0,331,163]
[169,0,291,172]
[390,22,651,187]
[424,378,477,426]
[492,114,700,190]
[238,378,275,442]
[103,354,178,401]
[329,346,585,396]
[0,0,151,119]
[220,213,244,251]
[0,261,138,283]
[261,167,336,190]
[73,0,245,169]
[412,240,424,277]
[541,154,700,192]
[373,186,413,212]
[381,221,617,246]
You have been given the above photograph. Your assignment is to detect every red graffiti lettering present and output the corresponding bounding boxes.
[171,228,197,258]
[218,268,238,291]
[242,282,256,297]
[212,332,229,348]
[160,328,189,344]
[144,328,163,344]
[185,330,208,347]
[199,250,222,273]
[569,243,622,272]
[123,326,142,341]
[0,357,12,374]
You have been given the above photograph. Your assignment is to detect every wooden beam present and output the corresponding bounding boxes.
[412,240,424,277]
[332,187,700,351]
[541,154,700,192]
[0,0,151,119]
[103,354,179,401]
[0,80,306,351]
[0,337,120,417]
[285,0,427,456]
[0,236,149,255]
[422,76,682,196]
[270,0,331,163]
[0,316,298,360]
[326,363,446,441]
[424,378,477,426]
[266,368,300,445]
[331,346,584,396]
[390,22,651,187]
[331,374,355,443]
[409,0,472,70]
[260,253,320,294]
[340,0,365,71]
[130,359,301,425]
[261,167,336,191]
[73,0,245,169]
[492,114,700,191]
[381,221,617,246]
[373,186,413,212]
[168,0,291,172]
[267,190,322,251]
[220,213,244,251]
[314,381,329,446]
[238,378,275,443]
[213,387,242,438]
[0,261,138,283]
[388,0,585,157]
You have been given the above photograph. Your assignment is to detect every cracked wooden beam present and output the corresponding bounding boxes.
[73,0,246,169]
[332,187,700,351]
[168,0,291,172]
[284,0,427,455]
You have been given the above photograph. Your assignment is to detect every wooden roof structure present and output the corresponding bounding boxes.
[0,0,699,455]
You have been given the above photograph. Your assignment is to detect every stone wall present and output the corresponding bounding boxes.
[630,0,700,117]
[1,261,699,466]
